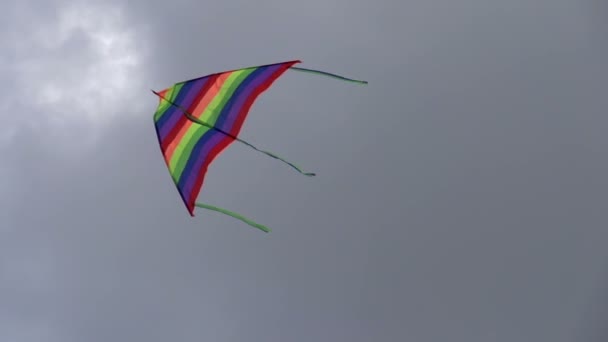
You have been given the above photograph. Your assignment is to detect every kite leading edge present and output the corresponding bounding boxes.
[152,60,366,232]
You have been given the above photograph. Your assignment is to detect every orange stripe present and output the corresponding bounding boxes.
[164,72,233,163]
[159,88,170,97]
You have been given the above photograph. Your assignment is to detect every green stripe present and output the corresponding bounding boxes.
[170,126,209,182]
[198,68,257,124]
[153,84,183,122]
[153,88,172,121]
[170,69,253,176]
[169,68,257,177]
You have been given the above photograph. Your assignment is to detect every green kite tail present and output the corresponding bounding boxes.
[195,202,271,232]
[289,67,368,85]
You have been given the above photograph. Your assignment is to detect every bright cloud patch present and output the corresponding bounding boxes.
[7,1,145,148]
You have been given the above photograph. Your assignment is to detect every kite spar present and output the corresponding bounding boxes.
[152,60,366,232]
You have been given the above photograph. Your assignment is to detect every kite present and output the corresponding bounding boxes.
[152,60,367,232]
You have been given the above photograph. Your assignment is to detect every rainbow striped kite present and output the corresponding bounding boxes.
[152,60,366,232]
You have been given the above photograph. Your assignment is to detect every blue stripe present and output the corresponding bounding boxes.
[153,122,192,214]
[214,66,273,130]
[155,80,199,134]
[157,78,213,141]
[175,66,271,190]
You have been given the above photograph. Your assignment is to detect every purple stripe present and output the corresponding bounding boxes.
[158,78,208,141]
[180,67,282,196]
[216,65,282,133]
[181,130,225,200]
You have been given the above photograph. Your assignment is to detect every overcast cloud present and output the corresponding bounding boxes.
[1,0,608,341]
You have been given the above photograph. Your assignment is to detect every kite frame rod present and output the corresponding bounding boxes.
[151,90,315,177]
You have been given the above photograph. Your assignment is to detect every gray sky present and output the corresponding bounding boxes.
[1,0,608,341]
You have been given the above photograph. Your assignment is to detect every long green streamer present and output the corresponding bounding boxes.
[289,67,368,84]
[152,90,315,177]
[195,202,270,232]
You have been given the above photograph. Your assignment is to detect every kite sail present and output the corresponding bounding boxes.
[152,60,366,232]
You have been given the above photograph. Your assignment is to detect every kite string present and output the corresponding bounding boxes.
[195,202,271,232]
[152,90,315,177]
[289,67,368,84]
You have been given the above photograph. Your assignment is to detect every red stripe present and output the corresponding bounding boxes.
[186,133,236,215]
[187,62,298,213]
[160,74,220,152]
[229,62,297,136]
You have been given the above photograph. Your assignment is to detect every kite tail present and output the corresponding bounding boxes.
[229,137,315,176]
[185,112,315,177]
[289,67,368,85]
[152,90,315,177]
[195,202,270,232]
